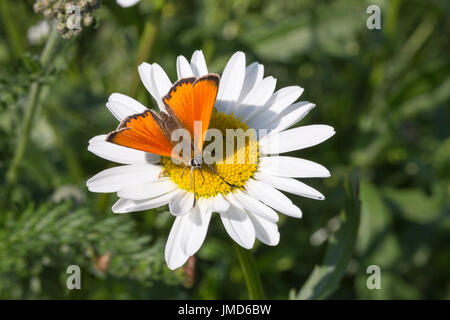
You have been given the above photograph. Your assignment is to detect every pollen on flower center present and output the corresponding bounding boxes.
[161,110,259,198]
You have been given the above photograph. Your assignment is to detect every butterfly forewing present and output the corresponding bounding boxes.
[162,77,196,135]
[192,74,220,152]
[162,73,219,153]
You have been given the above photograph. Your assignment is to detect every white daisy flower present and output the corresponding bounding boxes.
[87,50,335,270]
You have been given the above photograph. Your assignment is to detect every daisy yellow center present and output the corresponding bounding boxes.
[161,111,259,198]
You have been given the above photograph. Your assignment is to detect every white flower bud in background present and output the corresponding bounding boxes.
[27,20,50,45]
[116,0,141,8]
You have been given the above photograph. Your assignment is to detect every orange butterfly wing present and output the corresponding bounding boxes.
[162,77,196,134]
[106,74,219,159]
[193,74,220,151]
[163,74,219,152]
[106,109,176,158]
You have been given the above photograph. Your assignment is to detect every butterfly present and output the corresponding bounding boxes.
[106,73,235,206]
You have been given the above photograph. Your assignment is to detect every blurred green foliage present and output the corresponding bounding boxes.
[295,168,361,300]
[0,0,449,299]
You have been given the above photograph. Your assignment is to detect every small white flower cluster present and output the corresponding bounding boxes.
[33,0,100,39]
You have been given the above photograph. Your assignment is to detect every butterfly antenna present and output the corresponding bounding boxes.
[204,163,237,188]
[191,167,197,207]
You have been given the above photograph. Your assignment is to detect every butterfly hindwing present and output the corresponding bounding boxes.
[106,109,177,158]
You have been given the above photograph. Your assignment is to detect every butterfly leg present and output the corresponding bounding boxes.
[191,166,197,207]
[181,165,188,178]
[198,166,205,182]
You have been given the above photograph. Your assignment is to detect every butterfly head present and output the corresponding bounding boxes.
[189,156,203,169]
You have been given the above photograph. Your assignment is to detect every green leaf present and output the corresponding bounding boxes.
[382,187,442,224]
[294,168,361,300]
[241,0,366,61]
[357,182,392,255]
[355,271,422,300]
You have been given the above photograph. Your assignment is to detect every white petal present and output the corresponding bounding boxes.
[88,135,161,165]
[260,125,335,154]
[254,171,325,200]
[150,63,172,111]
[247,86,303,128]
[235,76,277,121]
[190,50,208,76]
[112,189,177,213]
[235,62,264,107]
[138,62,172,112]
[88,134,107,144]
[262,102,315,133]
[215,51,246,113]
[117,179,177,200]
[165,216,189,270]
[86,164,161,193]
[247,212,280,246]
[106,93,147,121]
[259,156,330,178]
[138,63,156,102]
[212,193,230,212]
[116,0,140,7]
[181,199,212,256]
[112,199,136,214]
[176,55,194,79]
[225,195,279,245]
[245,178,302,218]
[88,134,106,144]
[219,203,255,249]
[169,190,194,216]
[227,190,278,222]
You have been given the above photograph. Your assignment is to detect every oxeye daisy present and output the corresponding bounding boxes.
[87,50,335,270]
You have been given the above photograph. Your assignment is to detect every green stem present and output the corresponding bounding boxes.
[43,95,84,182]
[40,25,60,67]
[128,18,160,99]
[130,0,166,99]
[0,0,24,58]
[233,242,265,299]
[0,25,60,210]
